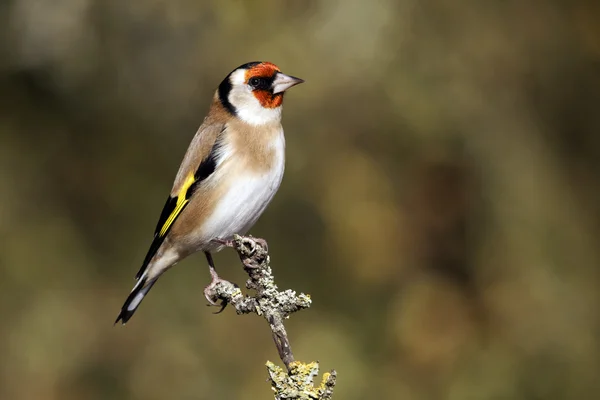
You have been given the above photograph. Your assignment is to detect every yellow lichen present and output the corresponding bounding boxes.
[266,360,333,399]
[319,372,331,389]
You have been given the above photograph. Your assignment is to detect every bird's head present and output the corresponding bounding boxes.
[217,61,304,126]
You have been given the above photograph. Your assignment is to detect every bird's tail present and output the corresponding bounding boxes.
[115,276,158,325]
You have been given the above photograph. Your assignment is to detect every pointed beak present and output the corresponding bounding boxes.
[272,73,304,94]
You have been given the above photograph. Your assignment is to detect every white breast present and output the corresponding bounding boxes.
[199,130,285,247]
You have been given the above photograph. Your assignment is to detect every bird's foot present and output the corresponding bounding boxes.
[239,237,268,270]
[211,236,268,253]
[203,267,228,314]
[252,237,269,253]
[211,237,235,248]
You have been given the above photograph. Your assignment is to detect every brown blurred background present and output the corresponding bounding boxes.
[1,0,599,399]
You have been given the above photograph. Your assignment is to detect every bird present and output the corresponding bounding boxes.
[115,61,304,324]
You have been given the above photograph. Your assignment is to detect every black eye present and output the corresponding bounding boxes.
[249,77,270,90]
[248,77,261,87]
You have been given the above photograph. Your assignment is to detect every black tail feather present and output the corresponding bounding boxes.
[114,277,157,325]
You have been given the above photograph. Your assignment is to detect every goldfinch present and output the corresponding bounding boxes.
[115,62,304,324]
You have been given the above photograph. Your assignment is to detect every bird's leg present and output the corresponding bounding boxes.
[203,251,228,314]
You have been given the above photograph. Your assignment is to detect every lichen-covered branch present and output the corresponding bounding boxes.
[267,361,337,400]
[203,234,337,399]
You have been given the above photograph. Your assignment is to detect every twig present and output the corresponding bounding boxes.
[204,234,337,399]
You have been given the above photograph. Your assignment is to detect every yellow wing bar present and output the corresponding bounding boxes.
[159,173,196,236]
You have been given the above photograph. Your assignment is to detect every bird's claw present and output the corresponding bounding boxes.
[204,267,229,313]
[204,282,229,313]
[207,298,227,314]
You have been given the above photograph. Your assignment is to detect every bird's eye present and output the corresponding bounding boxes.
[248,77,261,88]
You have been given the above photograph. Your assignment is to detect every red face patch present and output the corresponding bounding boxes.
[244,62,281,82]
[253,91,284,108]
[245,62,284,109]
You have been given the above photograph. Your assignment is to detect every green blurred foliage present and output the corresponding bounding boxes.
[1,0,599,399]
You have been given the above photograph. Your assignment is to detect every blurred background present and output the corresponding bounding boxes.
[1,0,599,399]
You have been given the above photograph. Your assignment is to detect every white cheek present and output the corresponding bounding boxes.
[229,69,247,85]
[236,100,282,126]
[227,70,282,126]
